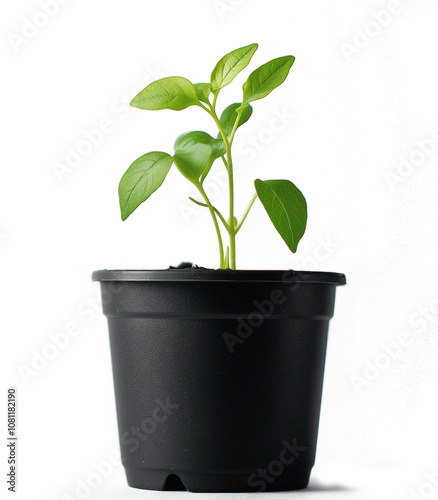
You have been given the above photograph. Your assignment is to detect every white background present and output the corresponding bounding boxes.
[2,0,438,499]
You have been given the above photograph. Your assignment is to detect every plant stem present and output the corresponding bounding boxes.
[224,111,243,268]
[189,197,230,231]
[196,183,225,268]
[227,150,236,269]
[201,99,246,269]
[207,107,241,269]
[236,193,257,233]
[229,108,244,146]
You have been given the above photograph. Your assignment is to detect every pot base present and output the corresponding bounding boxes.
[126,466,311,492]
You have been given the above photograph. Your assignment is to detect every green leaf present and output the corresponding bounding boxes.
[119,152,173,221]
[130,76,200,111]
[211,43,258,91]
[174,131,225,183]
[218,102,253,138]
[194,83,212,104]
[254,179,307,253]
[174,144,213,182]
[242,56,295,104]
[174,131,225,158]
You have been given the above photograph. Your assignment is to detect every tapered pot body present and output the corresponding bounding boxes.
[92,269,346,492]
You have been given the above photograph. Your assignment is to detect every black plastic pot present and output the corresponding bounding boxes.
[92,269,346,493]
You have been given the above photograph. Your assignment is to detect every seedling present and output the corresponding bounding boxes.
[119,43,307,269]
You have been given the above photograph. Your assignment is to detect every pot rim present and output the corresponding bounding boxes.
[92,269,346,285]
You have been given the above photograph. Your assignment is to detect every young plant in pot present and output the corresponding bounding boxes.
[93,43,346,493]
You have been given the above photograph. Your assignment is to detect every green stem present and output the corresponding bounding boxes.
[196,183,225,268]
[201,99,244,270]
[236,193,257,233]
[224,112,243,268]
[226,148,236,269]
[189,197,230,231]
[229,108,244,146]
[212,91,219,110]
[207,109,238,268]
